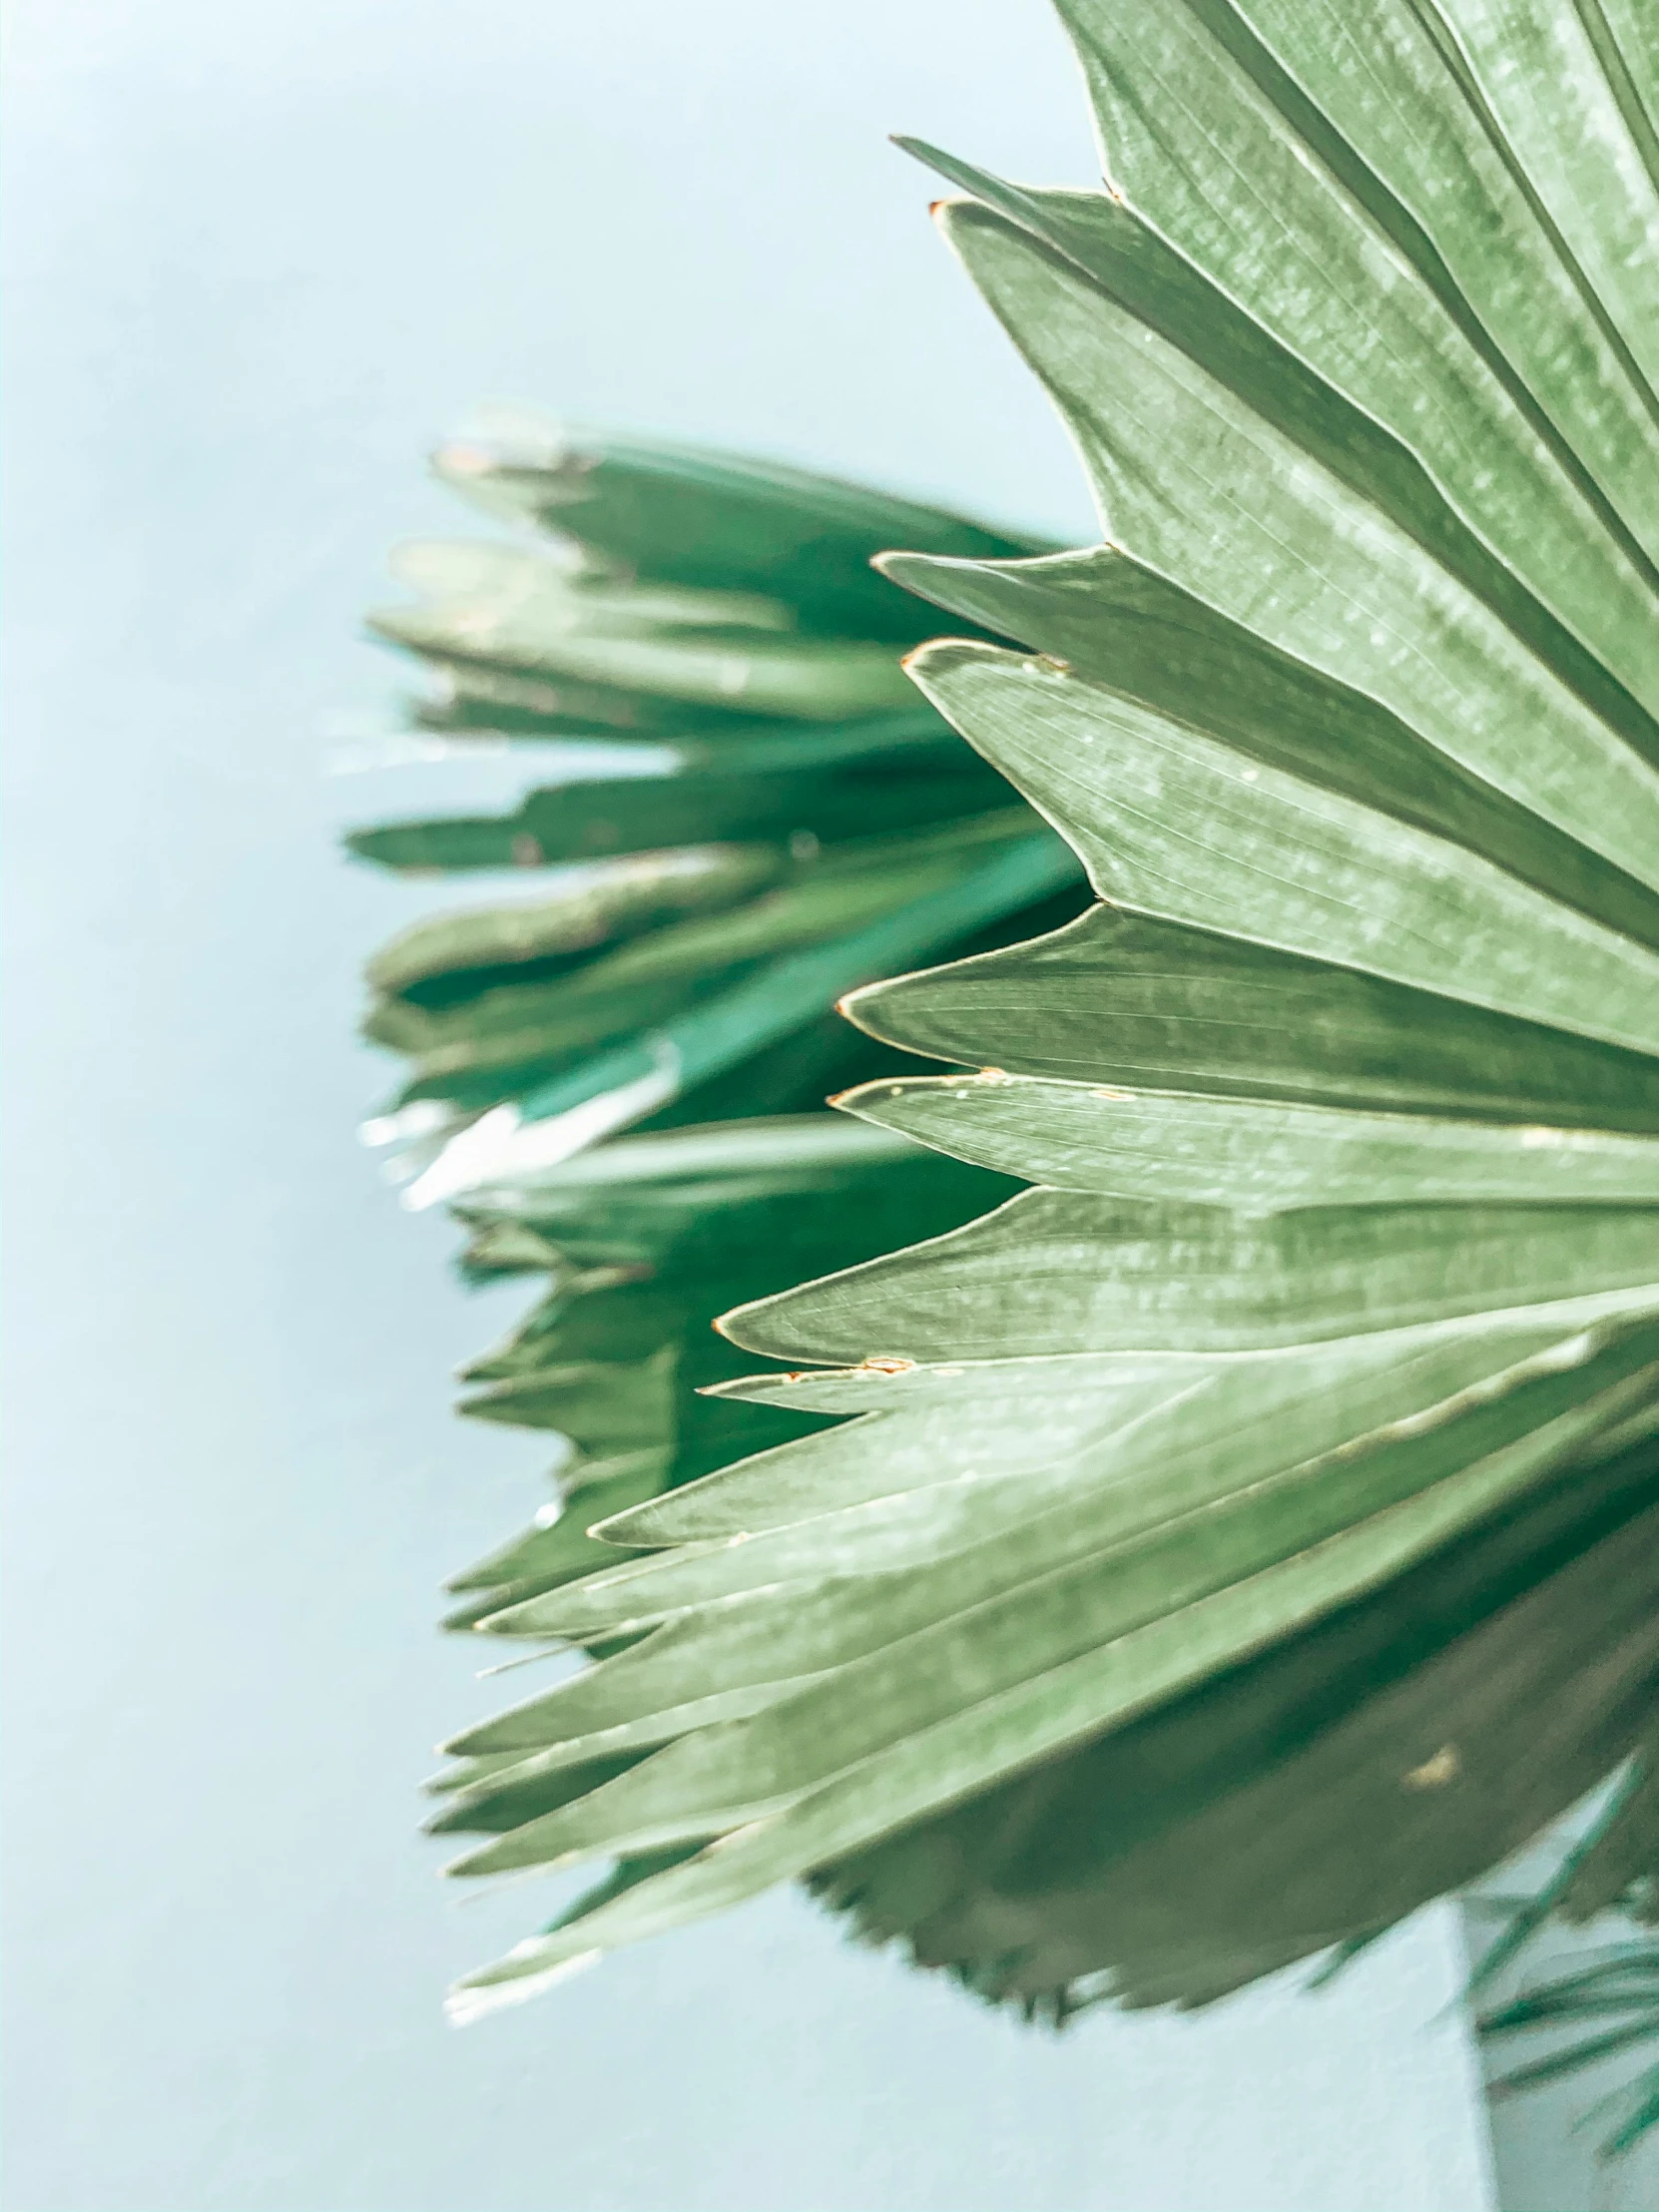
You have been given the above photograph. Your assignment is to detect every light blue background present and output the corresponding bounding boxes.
[4,4,1498,2206]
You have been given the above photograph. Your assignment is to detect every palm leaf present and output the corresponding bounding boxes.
[350,422,1088,1634]
[1478,1923,1659,2159]
[421,0,1659,2035]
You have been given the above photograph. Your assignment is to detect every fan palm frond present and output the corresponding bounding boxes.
[406,1,1659,2033]
[351,418,1089,1628]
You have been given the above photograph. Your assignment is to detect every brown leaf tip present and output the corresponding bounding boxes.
[1400,1744,1461,1791]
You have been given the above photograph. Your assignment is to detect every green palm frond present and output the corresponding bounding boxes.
[1463,1747,1659,2152]
[350,418,1089,1634]
[1483,1955,1659,2163]
[1474,1776,1659,2156]
[407,0,1659,2032]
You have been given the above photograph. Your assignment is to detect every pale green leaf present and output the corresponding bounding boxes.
[845,902,1659,1131]
[835,1072,1659,1209]
[447,1334,1658,2003]
[902,638,1659,1056]
[1435,0,1659,385]
[934,196,1659,892]
[720,1189,1659,1365]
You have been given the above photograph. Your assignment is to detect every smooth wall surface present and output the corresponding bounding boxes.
[4,4,1498,2207]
